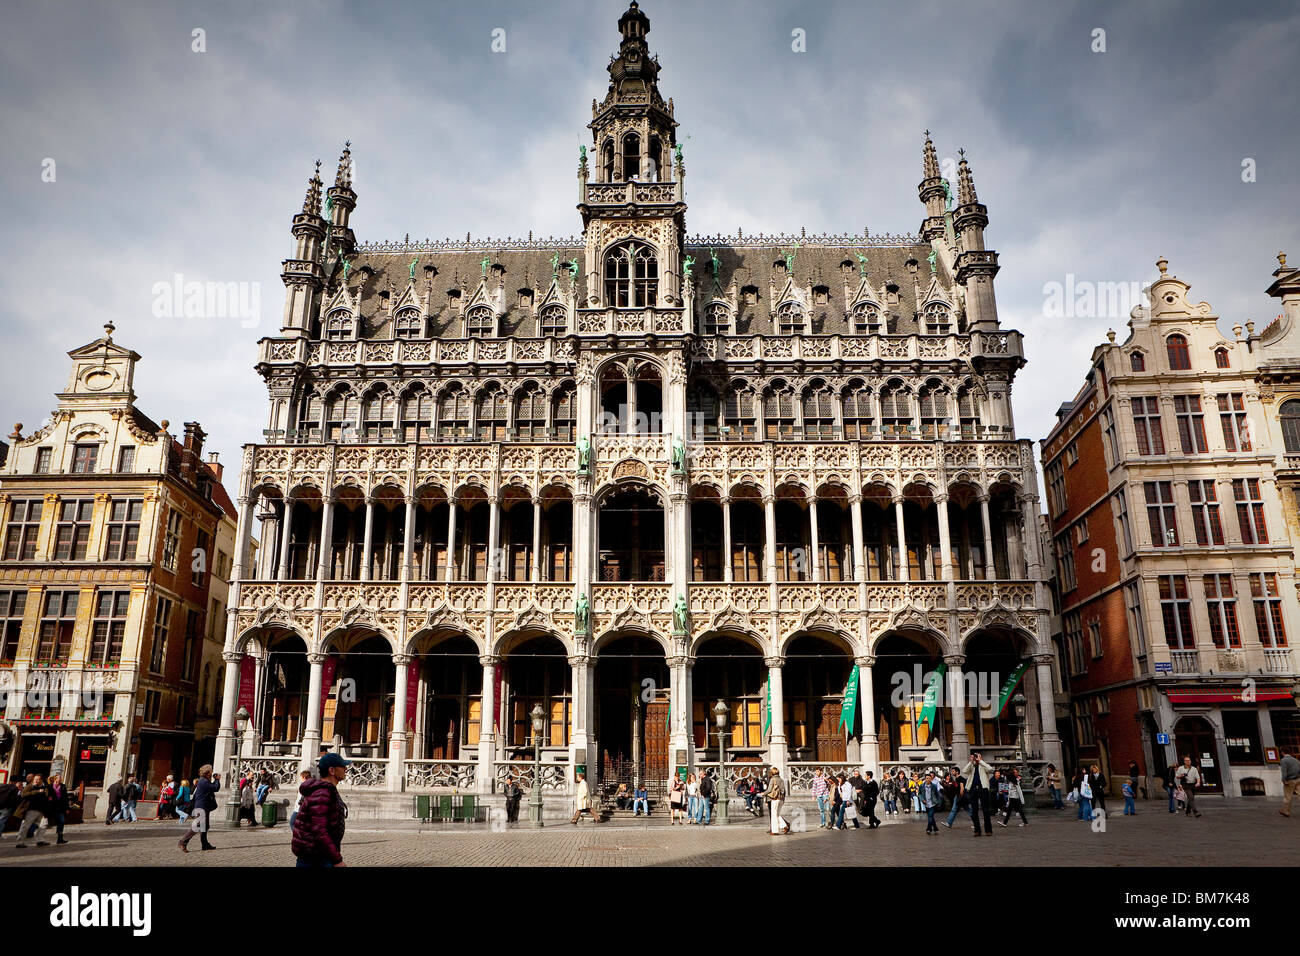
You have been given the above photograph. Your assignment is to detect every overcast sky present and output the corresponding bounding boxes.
[2,0,1297,479]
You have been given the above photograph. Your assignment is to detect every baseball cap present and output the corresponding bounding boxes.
[318,753,351,774]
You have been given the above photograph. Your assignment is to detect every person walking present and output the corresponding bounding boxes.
[919,770,943,834]
[289,770,312,829]
[940,770,966,829]
[838,773,861,830]
[503,775,523,824]
[570,771,594,825]
[291,753,350,867]
[1278,750,1300,818]
[1163,764,1178,813]
[959,753,994,836]
[997,769,1029,828]
[1045,764,1064,809]
[767,766,789,835]
[123,774,141,822]
[1174,756,1203,818]
[880,773,896,816]
[46,773,71,845]
[861,771,881,829]
[178,766,220,853]
[13,774,50,848]
[811,768,830,828]
[1122,778,1136,816]
[175,779,193,823]
[669,772,687,824]
[103,777,124,826]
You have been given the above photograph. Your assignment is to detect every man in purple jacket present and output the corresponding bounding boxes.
[291,753,349,868]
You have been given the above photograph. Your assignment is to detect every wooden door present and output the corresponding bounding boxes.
[815,701,846,761]
[429,699,460,760]
[1174,720,1222,793]
[644,699,670,784]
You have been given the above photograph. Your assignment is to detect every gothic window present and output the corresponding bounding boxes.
[918,381,949,437]
[466,306,494,337]
[362,389,396,440]
[622,132,641,180]
[648,135,662,180]
[957,386,980,438]
[1214,347,1230,369]
[325,388,358,442]
[476,385,508,441]
[601,139,614,182]
[539,305,567,337]
[879,381,913,436]
[724,384,756,439]
[437,385,471,439]
[297,391,323,436]
[1280,399,1300,453]
[687,383,721,440]
[801,381,836,439]
[552,381,577,442]
[842,381,873,439]
[325,309,353,340]
[763,381,797,439]
[703,302,731,335]
[1166,334,1191,370]
[1130,351,1145,372]
[777,302,805,335]
[923,303,951,335]
[514,383,547,440]
[604,241,658,308]
[394,308,423,339]
[852,302,882,334]
[400,386,432,442]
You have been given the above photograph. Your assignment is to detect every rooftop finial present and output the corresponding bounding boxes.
[1156,256,1169,275]
[922,131,940,180]
[1279,251,1288,268]
[303,161,323,216]
[103,320,115,340]
[956,149,977,205]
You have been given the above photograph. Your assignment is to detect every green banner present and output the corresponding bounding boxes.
[838,665,859,734]
[764,677,772,735]
[995,662,1031,717]
[916,662,947,744]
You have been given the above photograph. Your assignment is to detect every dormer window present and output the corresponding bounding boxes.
[741,285,758,306]
[776,302,804,335]
[923,303,951,335]
[540,305,567,337]
[394,308,423,339]
[604,241,658,308]
[852,302,881,334]
[704,303,731,335]
[813,285,830,305]
[466,306,495,337]
[1214,347,1230,369]
[325,309,353,340]
[1166,334,1191,370]
[71,444,99,474]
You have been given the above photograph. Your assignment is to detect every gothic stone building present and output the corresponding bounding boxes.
[217,2,1060,810]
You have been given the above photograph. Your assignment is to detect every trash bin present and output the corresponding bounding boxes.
[261,801,279,827]
[414,794,431,821]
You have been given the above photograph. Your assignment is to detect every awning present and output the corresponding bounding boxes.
[12,719,117,731]
[1166,689,1294,704]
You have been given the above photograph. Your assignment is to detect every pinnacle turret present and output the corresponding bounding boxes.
[957,148,978,205]
[335,141,353,188]
[303,161,323,217]
[922,130,940,180]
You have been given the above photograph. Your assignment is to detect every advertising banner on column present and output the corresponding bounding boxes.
[405,658,420,733]
[237,655,255,721]
[319,654,338,721]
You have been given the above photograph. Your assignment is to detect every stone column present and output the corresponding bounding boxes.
[360,495,375,582]
[530,497,542,583]
[849,495,865,583]
[574,491,593,596]
[808,497,822,582]
[316,495,335,582]
[855,655,877,775]
[231,495,257,583]
[1034,654,1063,769]
[276,495,294,581]
[945,654,970,765]
[765,656,787,772]
[722,496,733,583]
[213,650,244,785]
[569,653,596,787]
[444,497,459,582]
[487,493,501,582]
[978,494,996,580]
[301,652,327,771]
[936,494,954,581]
[763,494,777,581]
[667,649,695,780]
[388,654,411,791]
[477,655,500,793]
[893,495,909,581]
[401,496,416,583]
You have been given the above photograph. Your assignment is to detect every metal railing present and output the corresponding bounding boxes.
[404,759,476,791]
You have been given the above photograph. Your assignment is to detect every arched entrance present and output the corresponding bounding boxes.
[411,633,482,760]
[259,630,309,751]
[322,632,394,759]
[594,634,669,796]
[1173,716,1223,793]
[871,631,945,762]
[597,486,665,581]
[784,634,854,761]
[692,635,766,761]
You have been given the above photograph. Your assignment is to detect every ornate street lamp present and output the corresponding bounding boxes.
[226,705,250,825]
[1012,692,1035,811]
[713,699,729,825]
[527,703,546,828]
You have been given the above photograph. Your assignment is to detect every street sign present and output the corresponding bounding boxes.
[1154,662,1172,673]
[1156,733,1169,745]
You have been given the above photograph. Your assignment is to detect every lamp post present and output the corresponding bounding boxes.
[1012,692,1036,811]
[713,699,729,825]
[225,706,249,825]
[527,703,545,828]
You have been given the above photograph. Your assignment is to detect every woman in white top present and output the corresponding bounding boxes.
[837,775,859,830]
[997,768,1029,827]
[686,773,701,824]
